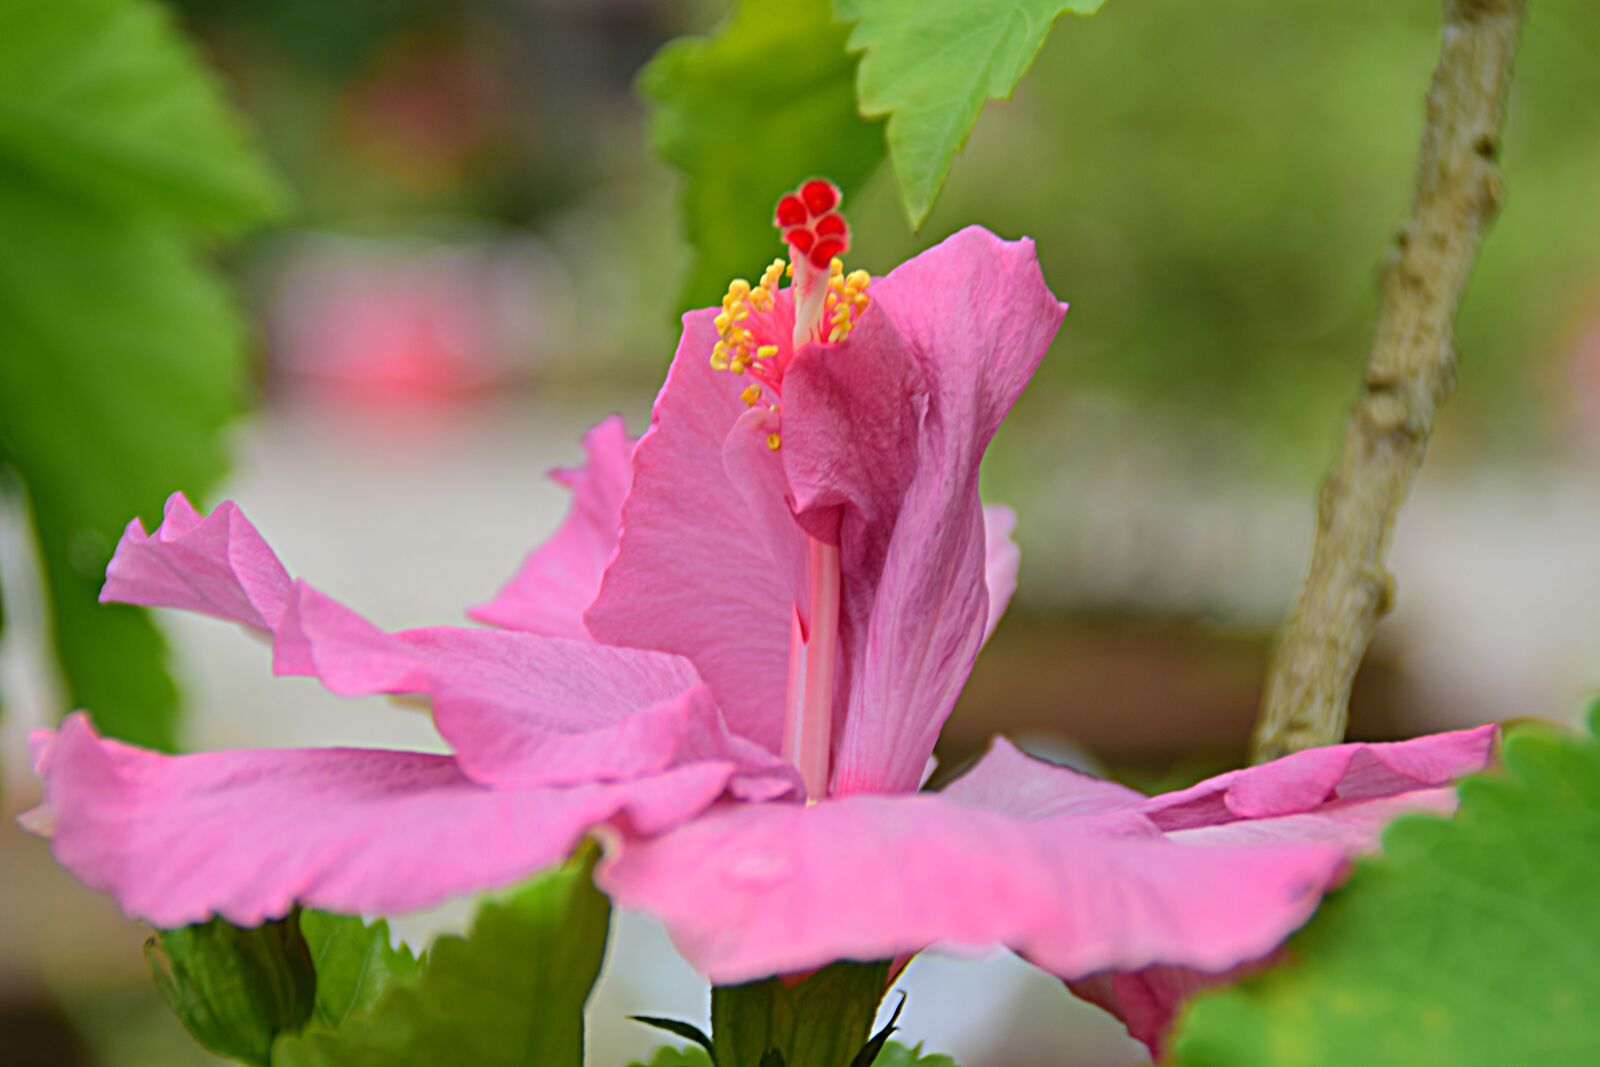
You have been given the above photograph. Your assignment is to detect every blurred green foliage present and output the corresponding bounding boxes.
[641,0,883,309]
[848,0,1600,478]
[0,0,284,749]
[169,0,1600,481]
[1173,714,1600,1065]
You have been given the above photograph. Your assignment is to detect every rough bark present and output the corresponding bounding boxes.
[1251,0,1529,763]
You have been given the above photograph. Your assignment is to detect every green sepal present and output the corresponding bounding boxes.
[146,911,317,1067]
[711,960,891,1067]
[272,848,610,1067]
[848,992,905,1067]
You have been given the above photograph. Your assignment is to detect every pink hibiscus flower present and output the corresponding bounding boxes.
[25,180,1494,1057]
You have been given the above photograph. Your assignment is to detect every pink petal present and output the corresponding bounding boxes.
[600,792,1344,986]
[783,228,1067,796]
[471,415,634,637]
[940,735,1147,819]
[1139,724,1498,830]
[945,727,1495,1054]
[31,714,735,928]
[586,310,799,753]
[1066,957,1281,1061]
[101,495,797,797]
[102,493,291,631]
[981,505,1021,645]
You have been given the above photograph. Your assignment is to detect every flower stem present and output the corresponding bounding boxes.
[1251,0,1529,763]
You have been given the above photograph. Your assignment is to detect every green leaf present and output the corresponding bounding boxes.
[146,913,317,1067]
[0,0,286,233]
[1173,718,1600,1067]
[0,173,244,750]
[298,912,419,1030]
[871,1043,959,1067]
[628,1046,714,1067]
[834,0,1109,227]
[0,0,284,750]
[640,0,884,310]
[272,852,612,1067]
[711,960,891,1067]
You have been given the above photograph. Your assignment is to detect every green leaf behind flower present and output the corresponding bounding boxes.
[833,0,1109,227]
[1173,715,1600,1066]
[0,0,286,233]
[272,852,611,1067]
[640,0,883,311]
[629,1046,714,1067]
[0,0,284,750]
[872,1042,960,1067]
[297,912,419,1030]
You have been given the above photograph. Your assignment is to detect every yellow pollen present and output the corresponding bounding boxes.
[709,254,872,434]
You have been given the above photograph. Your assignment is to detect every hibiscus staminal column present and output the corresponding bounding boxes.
[711,178,870,800]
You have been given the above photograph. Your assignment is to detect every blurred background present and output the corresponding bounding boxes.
[2,0,1598,1063]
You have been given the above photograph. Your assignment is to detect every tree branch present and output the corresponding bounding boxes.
[1251,0,1529,763]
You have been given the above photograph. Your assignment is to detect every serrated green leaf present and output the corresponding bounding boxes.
[271,852,611,1067]
[711,960,890,1067]
[834,0,1109,227]
[629,1046,715,1067]
[1173,718,1600,1066]
[298,912,419,1030]
[0,0,286,233]
[147,913,317,1067]
[640,0,884,311]
[871,1042,959,1067]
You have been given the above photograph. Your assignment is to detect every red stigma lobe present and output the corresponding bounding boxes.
[775,194,808,228]
[774,178,851,270]
[800,178,840,215]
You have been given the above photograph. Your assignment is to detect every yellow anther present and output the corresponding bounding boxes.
[829,257,844,276]
[714,312,731,333]
[846,269,870,291]
[710,343,730,371]
[756,344,779,361]
[731,359,747,374]
[766,432,782,451]
[785,262,794,278]
[740,384,762,406]
[761,259,786,291]
[728,278,752,298]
